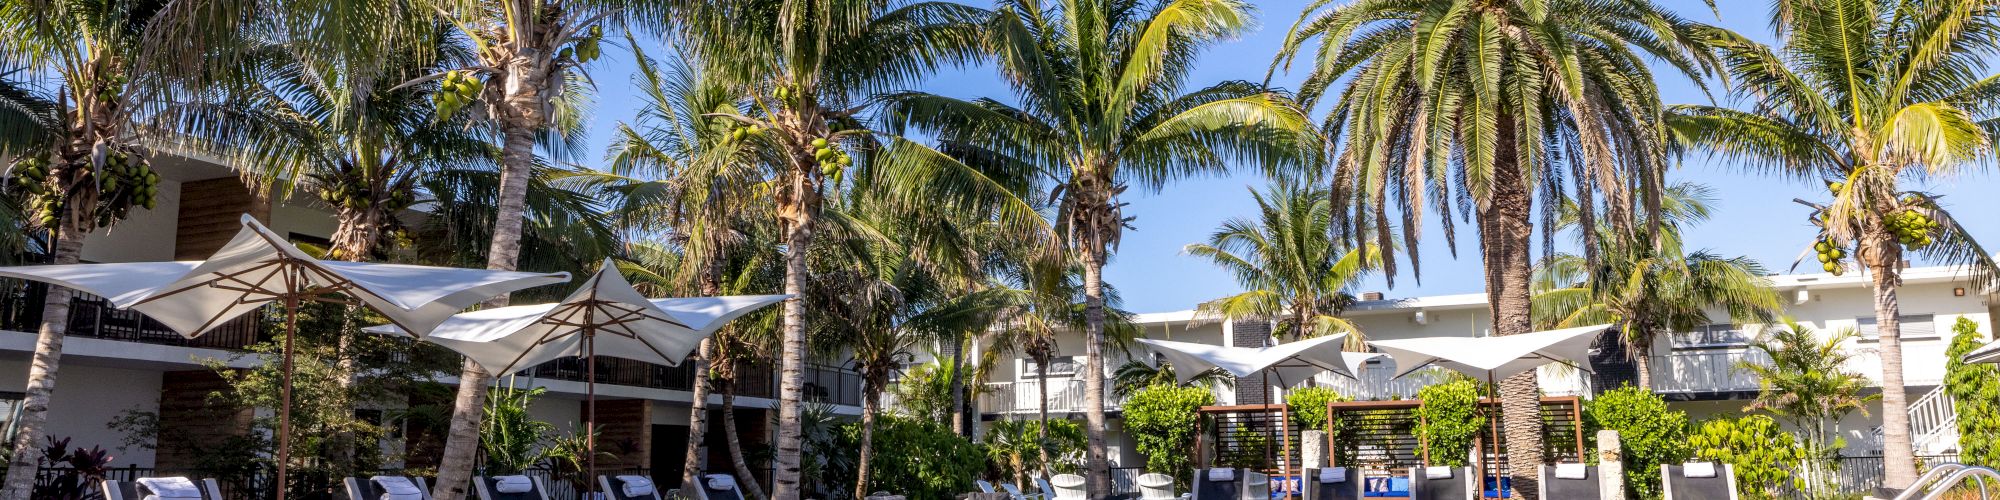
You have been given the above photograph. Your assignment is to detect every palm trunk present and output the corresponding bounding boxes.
[1037,359,1051,472]
[1870,259,1918,488]
[853,380,881,500]
[330,211,375,479]
[720,379,768,500]
[770,203,814,500]
[682,339,714,490]
[0,223,84,499]
[1632,344,1652,391]
[1475,117,1542,500]
[434,110,538,500]
[1080,246,1110,498]
[948,333,968,436]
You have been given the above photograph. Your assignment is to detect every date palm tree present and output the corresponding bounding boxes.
[1186,182,1379,347]
[1663,0,2000,485]
[879,0,1318,489]
[1532,184,1783,389]
[1269,2,1718,496]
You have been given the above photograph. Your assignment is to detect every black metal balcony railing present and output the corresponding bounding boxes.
[520,357,864,407]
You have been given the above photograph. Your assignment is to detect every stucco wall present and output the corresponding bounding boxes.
[0,361,161,467]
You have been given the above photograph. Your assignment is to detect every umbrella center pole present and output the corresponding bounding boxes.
[1485,374,1502,499]
[275,281,301,500]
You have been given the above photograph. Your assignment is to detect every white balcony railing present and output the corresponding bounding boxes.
[980,379,1126,414]
[1650,348,1767,393]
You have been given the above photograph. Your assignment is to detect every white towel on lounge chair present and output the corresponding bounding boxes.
[1207,468,1235,482]
[372,476,424,500]
[494,476,534,494]
[1319,467,1347,483]
[1424,466,1454,479]
[1553,464,1588,480]
[616,476,655,497]
[138,477,203,500]
[1682,462,1716,478]
[707,475,738,491]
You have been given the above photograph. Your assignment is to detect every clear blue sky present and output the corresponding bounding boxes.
[579,1,2000,313]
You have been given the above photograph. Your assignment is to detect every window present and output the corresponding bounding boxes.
[1023,356,1079,378]
[0,391,24,443]
[1671,324,1753,349]
[1857,314,1938,340]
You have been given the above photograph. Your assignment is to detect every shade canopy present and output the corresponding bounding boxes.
[1134,334,1381,384]
[0,215,570,337]
[1366,324,1609,380]
[1965,340,2000,364]
[365,262,789,374]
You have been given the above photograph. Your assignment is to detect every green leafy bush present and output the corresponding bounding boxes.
[1690,415,1806,500]
[1286,386,1350,432]
[1125,385,1215,478]
[1586,386,1690,500]
[1946,317,2000,469]
[827,414,987,500]
[1412,380,1483,466]
[983,419,1086,484]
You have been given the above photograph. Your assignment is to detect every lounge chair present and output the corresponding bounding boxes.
[472,475,552,500]
[345,476,432,500]
[1243,470,1271,499]
[102,477,225,500]
[1136,473,1189,500]
[599,474,663,500]
[1302,467,1362,500]
[1408,466,1474,500]
[976,479,998,493]
[1001,481,1042,500]
[1049,474,1086,500]
[1033,474,1060,499]
[1190,468,1242,500]
[1661,462,1738,500]
[1537,464,1600,499]
[693,474,749,500]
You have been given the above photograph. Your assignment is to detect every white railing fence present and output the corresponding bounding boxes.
[981,379,1127,414]
[1651,349,1767,394]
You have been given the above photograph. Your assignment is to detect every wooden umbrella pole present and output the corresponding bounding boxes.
[275,284,298,500]
[586,330,597,496]
[1485,373,1501,500]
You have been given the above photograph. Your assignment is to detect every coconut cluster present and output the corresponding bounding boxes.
[6,146,159,229]
[434,70,486,118]
[316,175,414,213]
[1812,239,1846,274]
[811,137,851,177]
[564,25,604,63]
[1884,208,1937,249]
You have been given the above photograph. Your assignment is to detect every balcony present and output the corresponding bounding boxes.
[980,379,1126,415]
[0,280,263,351]
[1650,348,1766,394]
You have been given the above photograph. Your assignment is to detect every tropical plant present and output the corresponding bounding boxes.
[1690,414,1806,500]
[1123,385,1214,486]
[1585,386,1691,500]
[1945,317,2000,469]
[1663,0,2000,485]
[480,385,555,476]
[1111,359,1233,399]
[29,437,113,500]
[1413,380,1483,467]
[880,0,1318,489]
[1186,182,1379,346]
[827,415,987,500]
[982,418,1086,486]
[1532,184,1783,389]
[1270,1,1720,494]
[1737,319,1874,496]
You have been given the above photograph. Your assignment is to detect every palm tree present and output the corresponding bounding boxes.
[879,0,1318,489]
[1269,1,1717,496]
[1663,0,2000,485]
[1737,319,1876,496]
[668,0,1015,494]
[1531,183,1783,389]
[1185,182,1378,347]
[1110,359,1232,398]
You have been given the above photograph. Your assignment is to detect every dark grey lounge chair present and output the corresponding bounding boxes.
[102,478,224,500]
[1302,467,1362,500]
[1408,466,1474,500]
[472,475,552,500]
[346,476,432,500]
[599,475,663,500]
[1189,468,1241,500]
[1537,464,1600,499]
[1661,463,1738,500]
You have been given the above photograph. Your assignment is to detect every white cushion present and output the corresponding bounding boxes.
[617,476,654,497]
[138,477,204,500]
[1682,462,1717,478]
[373,476,424,500]
[1424,466,1454,479]
[1553,464,1588,480]
[493,476,534,494]
[1319,467,1347,483]
[706,474,737,491]
[1207,468,1235,482]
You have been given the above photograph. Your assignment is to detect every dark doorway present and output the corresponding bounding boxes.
[652,424,690,488]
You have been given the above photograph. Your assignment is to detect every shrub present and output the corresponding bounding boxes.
[1286,386,1350,433]
[1125,385,1215,479]
[1586,386,1690,500]
[1412,380,1483,466]
[827,414,987,500]
[983,418,1086,483]
[1946,317,2000,469]
[1690,415,1806,500]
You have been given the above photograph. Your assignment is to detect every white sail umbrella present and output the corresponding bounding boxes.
[1365,324,1609,496]
[1964,340,2000,364]
[365,260,787,494]
[0,215,569,500]
[1134,333,1382,495]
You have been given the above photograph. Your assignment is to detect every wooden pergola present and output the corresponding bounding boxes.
[1324,397,1587,484]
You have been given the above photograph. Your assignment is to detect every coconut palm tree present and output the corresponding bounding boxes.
[878,0,1319,489]
[1663,0,2000,485]
[668,0,1034,494]
[1110,359,1232,398]
[1186,182,1379,347]
[1532,186,1783,389]
[1268,1,1717,495]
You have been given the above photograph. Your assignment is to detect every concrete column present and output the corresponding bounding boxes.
[1301,430,1327,468]
[1597,430,1624,500]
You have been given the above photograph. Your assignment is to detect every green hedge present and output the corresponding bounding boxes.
[1125,385,1214,477]
[1285,386,1350,433]
[1690,414,1806,500]
[828,415,987,500]
[1412,380,1483,466]
[1946,317,2000,469]
[1586,386,1690,500]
